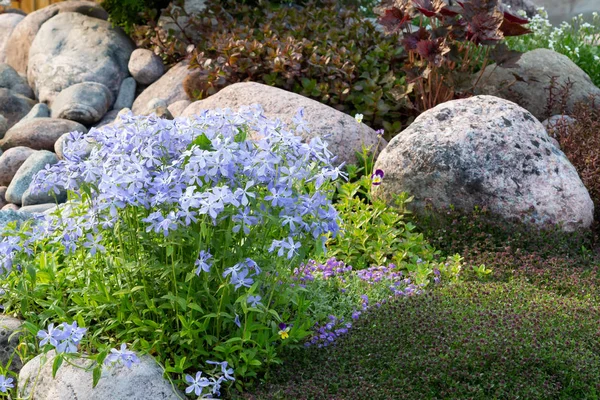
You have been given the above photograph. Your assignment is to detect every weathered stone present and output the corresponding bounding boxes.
[167,99,191,118]
[128,49,164,85]
[132,61,191,115]
[0,186,7,209]
[19,203,57,214]
[373,95,593,232]
[6,150,58,205]
[19,351,185,400]
[181,82,385,166]
[0,316,24,373]
[1,204,19,211]
[144,98,174,119]
[0,13,24,64]
[22,181,67,206]
[93,109,121,129]
[0,63,33,98]
[113,77,136,110]
[13,103,50,129]
[51,82,113,125]
[0,88,35,132]
[475,49,600,121]
[0,114,6,139]
[0,118,87,152]
[54,132,95,161]
[4,1,108,76]
[0,209,31,229]
[27,12,134,105]
[0,146,36,186]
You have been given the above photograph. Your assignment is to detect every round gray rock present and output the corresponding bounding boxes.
[27,12,134,106]
[0,118,87,152]
[0,88,35,132]
[19,203,58,214]
[373,95,594,232]
[0,13,24,64]
[19,351,185,400]
[181,82,385,166]
[0,63,33,98]
[168,99,191,118]
[0,209,31,229]
[113,77,136,110]
[475,49,600,121]
[13,103,50,129]
[6,150,58,205]
[0,146,36,186]
[4,1,108,76]
[22,180,67,206]
[0,186,7,209]
[132,61,192,115]
[51,82,113,125]
[0,316,23,373]
[128,49,165,85]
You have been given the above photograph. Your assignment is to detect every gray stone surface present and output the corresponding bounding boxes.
[0,146,36,186]
[373,95,594,232]
[0,186,7,209]
[93,109,121,129]
[0,63,33,98]
[0,88,36,132]
[181,82,385,166]
[51,82,113,125]
[22,181,67,206]
[0,316,23,373]
[0,118,87,152]
[167,99,191,118]
[132,61,191,115]
[113,77,136,110]
[128,49,164,85]
[13,103,50,129]
[1,203,19,211]
[0,209,31,229]
[19,351,185,400]
[54,132,95,161]
[27,12,135,106]
[0,13,24,64]
[19,203,58,214]
[475,49,600,121]
[0,115,6,139]
[4,1,108,76]
[6,150,58,205]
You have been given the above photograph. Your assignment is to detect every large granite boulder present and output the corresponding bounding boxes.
[19,351,184,400]
[51,82,113,125]
[0,63,34,98]
[132,61,192,115]
[5,150,58,205]
[373,95,593,232]
[474,49,600,121]
[0,316,24,373]
[0,88,36,134]
[27,12,134,106]
[0,13,24,64]
[181,82,384,166]
[0,118,87,152]
[0,146,36,186]
[4,1,108,76]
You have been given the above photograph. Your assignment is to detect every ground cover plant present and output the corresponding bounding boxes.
[506,9,600,86]
[246,281,600,399]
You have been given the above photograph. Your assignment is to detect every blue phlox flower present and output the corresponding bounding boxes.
[83,233,105,256]
[0,375,14,393]
[247,295,262,308]
[194,250,213,275]
[37,323,62,347]
[105,343,141,368]
[230,268,253,290]
[206,360,235,381]
[185,371,211,397]
[234,314,241,328]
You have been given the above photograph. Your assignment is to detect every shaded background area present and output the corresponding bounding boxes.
[531,0,599,24]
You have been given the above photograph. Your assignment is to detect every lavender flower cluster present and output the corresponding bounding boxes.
[185,361,235,398]
[305,315,352,348]
[0,106,343,274]
[37,322,87,354]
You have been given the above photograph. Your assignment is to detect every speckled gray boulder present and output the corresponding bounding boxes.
[128,49,164,85]
[0,88,35,131]
[132,61,191,115]
[0,316,23,373]
[19,351,185,400]
[373,95,593,232]
[51,82,113,125]
[0,63,33,98]
[0,13,24,64]
[0,186,7,209]
[27,12,134,105]
[181,82,385,166]
[475,49,600,121]
[19,203,58,214]
[0,118,87,151]
[6,150,58,205]
[0,146,36,186]
[12,103,50,130]
[0,209,32,230]
[113,77,136,110]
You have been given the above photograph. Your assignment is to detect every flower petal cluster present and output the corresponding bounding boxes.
[0,375,13,393]
[37,322,87,354]
[185,361,235,397]
[105,343,141,368]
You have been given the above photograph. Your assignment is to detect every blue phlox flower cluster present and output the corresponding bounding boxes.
[305,314,352,348]
[6,106,342,274]
[104,343,141,368]
[185,360,235,398]
[0,375,13,393]
[37,322,87,354]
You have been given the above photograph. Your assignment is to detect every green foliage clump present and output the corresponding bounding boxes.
[506,10,600,86]
[248,281,600,399]
[101,0,170,34]
[134,0,411,137]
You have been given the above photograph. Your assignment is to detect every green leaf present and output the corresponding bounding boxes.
[92,366,102,388]
[52,354,63,378]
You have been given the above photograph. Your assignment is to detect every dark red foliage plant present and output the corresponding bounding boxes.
[376,0,532,112]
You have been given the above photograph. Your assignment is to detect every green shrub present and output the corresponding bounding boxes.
[506,10,600,86]
[247,281,600,399]
[101,0,170,34]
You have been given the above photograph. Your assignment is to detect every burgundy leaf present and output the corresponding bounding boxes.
[499,18,532,37]
[503,10,530,24]
[378,7,411,34]
[416,37,450,67]
[402,27,430,51]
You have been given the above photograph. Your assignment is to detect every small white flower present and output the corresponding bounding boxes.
[354,113,364,124]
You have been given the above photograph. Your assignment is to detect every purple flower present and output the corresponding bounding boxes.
[371,169,384,186]
[37,323,62,347]
[185,371,211,396]
[206,360,235,381]
[230,268,254,290]
[194,250,212,275]
[82,233,105,256]
[234,314,241,328]
[0,375,13,393]
[247,295,262,308]
[352,311,362,320]
[105,343,140,368]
